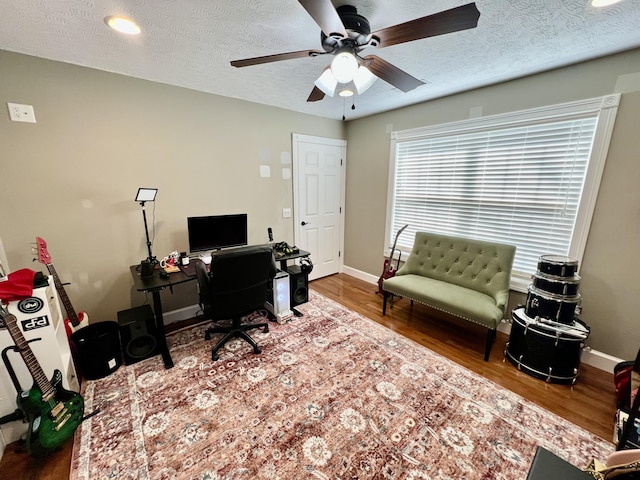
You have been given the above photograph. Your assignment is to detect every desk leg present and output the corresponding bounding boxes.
[151,291,174,369]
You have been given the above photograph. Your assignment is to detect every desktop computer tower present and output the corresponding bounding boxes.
[117,305,159,365]
[266,270,292,322]
[287,265,309,307]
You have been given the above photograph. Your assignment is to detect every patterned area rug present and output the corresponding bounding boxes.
[70,291,612,479]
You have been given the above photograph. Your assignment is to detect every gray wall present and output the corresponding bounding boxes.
[344,48,640,360]
[0,50,344,320]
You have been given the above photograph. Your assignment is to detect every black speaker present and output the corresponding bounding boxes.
[117,305,159,365]
[287,265,309,307]
[71,321,122,380]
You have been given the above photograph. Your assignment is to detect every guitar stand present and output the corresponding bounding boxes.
[0,341,43,425]
[82,408,101,422]
[1,341,100,424]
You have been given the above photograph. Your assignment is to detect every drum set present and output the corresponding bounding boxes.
[505,255,590,384]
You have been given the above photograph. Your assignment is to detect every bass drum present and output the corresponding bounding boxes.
[532,272,581,297]
[537,254,579,278]
[525,286,581,324]
[505,307,589,384]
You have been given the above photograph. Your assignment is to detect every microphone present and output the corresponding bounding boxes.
[268,227,273,242]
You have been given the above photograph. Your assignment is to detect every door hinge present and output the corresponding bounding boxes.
[341,158,343,166]
[339,251,341,258]
[340,207,342,213]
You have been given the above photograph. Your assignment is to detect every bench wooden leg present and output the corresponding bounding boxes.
[484,329,496,361]
[382,291,388,315]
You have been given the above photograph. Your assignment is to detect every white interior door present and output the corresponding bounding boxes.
[292,134,346,281]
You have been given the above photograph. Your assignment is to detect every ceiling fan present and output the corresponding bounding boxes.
[230,0,481,102]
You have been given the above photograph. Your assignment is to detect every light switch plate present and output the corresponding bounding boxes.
[282,208,292,218]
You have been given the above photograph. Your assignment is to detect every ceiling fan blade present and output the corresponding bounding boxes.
[298,0,347,38]
[307,86,326,102]
[364,55,425,93]
[371,2,480,48]
[231,49,322,68]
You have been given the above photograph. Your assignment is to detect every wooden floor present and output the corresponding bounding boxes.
[0,273,617,479]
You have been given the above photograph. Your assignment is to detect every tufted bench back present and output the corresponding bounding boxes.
[397,231,516,312]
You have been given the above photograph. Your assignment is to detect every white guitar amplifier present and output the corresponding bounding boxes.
[266,270,293,323]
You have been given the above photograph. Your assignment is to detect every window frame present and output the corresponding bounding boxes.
[385,94,620,292]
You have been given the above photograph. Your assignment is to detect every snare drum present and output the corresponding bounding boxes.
[532,272,581,296]
[537,255,579,278]
[505,307,589,384]
[525,285,581,324]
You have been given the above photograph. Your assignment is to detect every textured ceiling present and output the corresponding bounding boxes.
[1,0,640,120]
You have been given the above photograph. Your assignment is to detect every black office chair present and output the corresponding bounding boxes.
[194,245,276,361]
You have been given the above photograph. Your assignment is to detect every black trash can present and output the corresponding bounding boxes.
[71,321,122,380]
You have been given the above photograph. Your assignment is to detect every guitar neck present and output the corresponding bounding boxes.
[46,264,80,327]
[385,225,409,274]
[4,310,55,399]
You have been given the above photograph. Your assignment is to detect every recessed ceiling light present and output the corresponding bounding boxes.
[104,16,141,35]
[591,0,622,7]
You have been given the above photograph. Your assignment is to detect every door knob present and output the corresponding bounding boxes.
[301,221,309,226]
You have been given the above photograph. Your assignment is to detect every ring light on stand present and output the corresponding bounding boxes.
[135,188,158,266]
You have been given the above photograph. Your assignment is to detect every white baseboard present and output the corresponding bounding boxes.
[163,304,202,325]
[341,265,622,373]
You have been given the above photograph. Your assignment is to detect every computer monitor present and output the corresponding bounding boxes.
[187,214,248,253]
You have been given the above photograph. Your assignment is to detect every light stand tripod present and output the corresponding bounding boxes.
[135,188,158,266]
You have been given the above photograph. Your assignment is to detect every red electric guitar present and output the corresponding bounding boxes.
[377,224,409,295]
[35,237,89,339]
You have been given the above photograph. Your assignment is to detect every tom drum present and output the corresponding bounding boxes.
[537,254,579,278]
[525,286,581,324]
[532,272,581,297]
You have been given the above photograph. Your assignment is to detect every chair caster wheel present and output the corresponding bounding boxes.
[212,352,219,361]
[263,325,269,333]
[254,346,261,354]
[205,332,211,340]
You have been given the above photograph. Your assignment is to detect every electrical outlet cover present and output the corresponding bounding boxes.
[7,103,36,123]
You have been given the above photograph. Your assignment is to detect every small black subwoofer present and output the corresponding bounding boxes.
[287,265,309,307]
[117,305,158,365]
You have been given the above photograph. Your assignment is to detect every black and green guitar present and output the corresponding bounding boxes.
[0,302,84,457]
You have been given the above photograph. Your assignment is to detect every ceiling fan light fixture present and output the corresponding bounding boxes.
[104,16,141,35]
[338,88,355,97]
[331,51,359,83]
[314,68,338,97]
[353,66,377,94]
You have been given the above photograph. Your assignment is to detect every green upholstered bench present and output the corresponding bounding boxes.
[382,231,516,361]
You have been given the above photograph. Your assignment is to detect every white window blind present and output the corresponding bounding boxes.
[387,95,620,291]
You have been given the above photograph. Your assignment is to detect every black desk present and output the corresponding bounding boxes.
[274,249,311,271]
[129,265,196,369]
[128,248,312,367]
